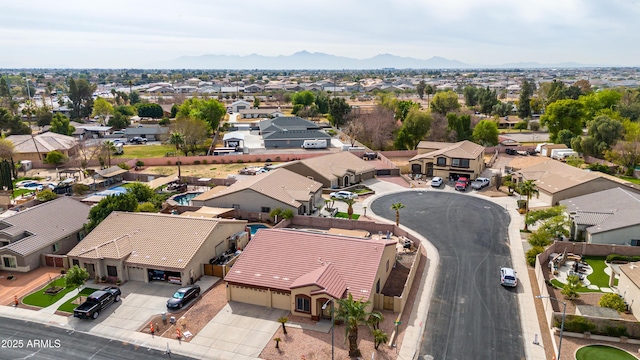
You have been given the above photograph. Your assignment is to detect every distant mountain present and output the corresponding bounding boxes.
[147,51,594,70]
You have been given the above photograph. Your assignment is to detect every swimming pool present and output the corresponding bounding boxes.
[171,192,202,206]
[96,186,128,197]
[246,223,269,235]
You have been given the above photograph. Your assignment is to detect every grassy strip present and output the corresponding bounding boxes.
[620,176,640,185]
[22,278,78,308]
[57,287,100,313]
[335,212,360,220]
[583,256,611,288]
[576,345,637,360]
[113,144,176,159]
[550,278,602,293]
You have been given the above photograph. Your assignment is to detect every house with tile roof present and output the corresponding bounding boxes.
[615,263,640,316]
[6,132,78,162]
[191,168,323,215]
[259,116,331,149]
[67,212,248,286]
[239,108,285,119]
[409,140,485,180]
[560,187,640,245]
[280,152,376,188]
[0,197,91,272]
[513,160,640,206]
[224,228,397,320]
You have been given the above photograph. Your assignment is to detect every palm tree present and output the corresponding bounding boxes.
[391,202,405,226]
[425,84,435,105]
[517,180,539,230]
[373,329,389,350]
[101,141,116,168]
[277,316,288,335]
[343,198,356,219]
[273,337,281,349]
[169,132,184,179]
[335,293,383,357]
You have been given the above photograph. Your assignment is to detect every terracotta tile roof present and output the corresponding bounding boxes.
[192,168,322,207]
[285,152,376,181]
[410,140,484,161]
[1,197,90,256]
[224,228,396,301]
[68,212,246,269]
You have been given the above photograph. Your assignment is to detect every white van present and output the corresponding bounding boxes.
[301,139,327,149]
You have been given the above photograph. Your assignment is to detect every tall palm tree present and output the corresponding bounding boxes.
[335,293,383,357]
[277,316,288,335]
[425,84,435,105]
[101,141,116,168]
[169,132,184,179]
[343,198,356,220]
[391,202,405,226]
[518,180,539,230]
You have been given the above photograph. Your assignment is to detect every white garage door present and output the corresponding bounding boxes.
[127,266,146,282]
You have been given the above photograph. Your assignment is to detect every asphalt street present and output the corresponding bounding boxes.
[0,315,194,360]
[371,190,525,360]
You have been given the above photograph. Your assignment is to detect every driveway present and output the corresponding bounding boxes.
[190,301,288,358]
[370,191,525,360]
[69,277,220,339]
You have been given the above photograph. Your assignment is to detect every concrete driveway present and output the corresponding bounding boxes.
[190,301,288,358]
[69,276,220,339]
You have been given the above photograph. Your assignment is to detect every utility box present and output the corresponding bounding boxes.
[20,160,32,171]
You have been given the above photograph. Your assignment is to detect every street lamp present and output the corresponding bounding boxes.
[536,295,567,360]
[322,298,335,360]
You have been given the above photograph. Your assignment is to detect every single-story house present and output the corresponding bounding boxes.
[239,108,285,119]
[124,126,169,141]
[560,187,640,244]
[243,84,264,93]
[0,197,91,272]
[280,152,376,188]
[231,100,252,113]
[259,116,330,149]
[6,132,78,162]
[222,131,245,149]
[224,228,397,320]
[74,125,113,140]
[513,160,640,206]
[409,140,485,180]
[191,168,323,215]
[616,263,640,316]
[67,212,248,286]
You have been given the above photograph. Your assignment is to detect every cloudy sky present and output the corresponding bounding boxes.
[1,0,639,68]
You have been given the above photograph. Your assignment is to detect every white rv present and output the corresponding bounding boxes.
[301,139,327,149]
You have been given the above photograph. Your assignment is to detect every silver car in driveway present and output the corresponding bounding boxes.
[330,191,358,200]
[431,177,443,187]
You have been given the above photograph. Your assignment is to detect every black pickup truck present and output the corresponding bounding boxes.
[73,286,121,320]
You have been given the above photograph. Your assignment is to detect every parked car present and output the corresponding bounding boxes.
[73,286,121,319]
[329,191,358,200]
[166,285,201,309]
[470,177,490,190]
[454,177,469,191]
[129,136,147,144]
[112,130,125,136]
[500,267,517,287]
[22,182,43,191]
[431,177,443,187]
[504,148,517,155]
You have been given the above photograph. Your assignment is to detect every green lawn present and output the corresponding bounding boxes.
[22,278,78,308]
[113,144,176,159]
[12,188,35,198]
[576,345,637,360]
[620,176,640,185]
[57,287,99,313]
[335,212,360,220]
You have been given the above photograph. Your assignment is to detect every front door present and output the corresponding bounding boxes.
[318,299,332,319]
[411,163,422,174]
[426,162,434,177]
[85,263,95,278]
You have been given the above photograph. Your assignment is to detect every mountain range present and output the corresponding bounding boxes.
[149,51,595,70]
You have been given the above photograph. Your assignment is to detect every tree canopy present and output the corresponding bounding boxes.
[540,99,584,143]
[85,193,139,233]
[472,119,499,146]
[50,113,75,136]
[92,97,113,124]
[430,90,460,115]
[394,108,432,150]
[176,98,225,130]
[68,77,96,119]
[136,103,164,118]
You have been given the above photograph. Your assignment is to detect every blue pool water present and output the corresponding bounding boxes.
[247,224,269,235]
[172,192,202,206]
[96,186,128,196]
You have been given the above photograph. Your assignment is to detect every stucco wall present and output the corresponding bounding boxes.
[271,291,291,310]
[618,271,640,316]
[552,178,639,206]
[194,189,299,214]
[590,225,640,245]
[229,285,270,306]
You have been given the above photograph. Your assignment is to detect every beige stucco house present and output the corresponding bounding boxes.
[513,160,640,206]
[224,228,397,320]
[409,140,486,180]
[280,152,376,188]
[0,197,90,272]
[67,212,248,286]
[6,132,78,162]
[191,168,323,215]
[616,263,640,315]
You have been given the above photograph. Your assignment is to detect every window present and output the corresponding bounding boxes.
[77,230,86,242]
[451,158,470,168]
[376,279,380,293]
[2,256,17,268]
[52,242,60,252]
[386,260,390,272]
[437,157,446,166]
[232,204,240,210]
[295,295,311,313]
[261,207,271,213]
[72,259,79,267]
[107,265,118,277]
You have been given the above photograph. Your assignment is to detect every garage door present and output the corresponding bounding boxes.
[127,266,147,282]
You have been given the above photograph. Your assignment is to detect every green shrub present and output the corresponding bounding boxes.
[528,229,553,247]
[202,160,207,164]
[275,156,281,161]
[606,254,632,263]
[326,129,337,136]
[604,326,628,337]
[194,160,201,165]
[632,256,640,262]
[212,160,217,164]
[599,293,627,312]
[237,159,244,163]
[117,163,130,170]
[526,246,544,267]
[135,160,144,167]
[558,316,596,333]
[587,163,611,174]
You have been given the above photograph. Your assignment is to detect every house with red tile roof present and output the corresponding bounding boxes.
[224,228,397,320]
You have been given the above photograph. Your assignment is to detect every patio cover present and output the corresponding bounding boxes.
[147,174,179,189]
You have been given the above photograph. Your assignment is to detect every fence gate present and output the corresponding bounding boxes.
[203,264,214,276]
[383,296,395,310]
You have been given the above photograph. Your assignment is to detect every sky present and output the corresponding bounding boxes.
[1,0,639,68]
